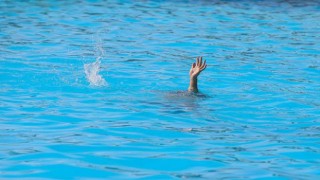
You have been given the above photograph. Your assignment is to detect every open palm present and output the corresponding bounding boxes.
[189,56,207,78]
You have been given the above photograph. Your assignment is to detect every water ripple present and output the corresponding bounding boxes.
[1,0,320,179]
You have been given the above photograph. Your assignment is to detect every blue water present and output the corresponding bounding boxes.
[1,0,320,179]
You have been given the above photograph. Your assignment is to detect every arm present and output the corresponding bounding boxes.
[188,56,207,93]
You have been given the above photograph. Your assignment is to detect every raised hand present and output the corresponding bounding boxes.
[189,56,207,79]
[188,56,207,93]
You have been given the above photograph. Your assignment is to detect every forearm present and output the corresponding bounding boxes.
[188,77,198,93]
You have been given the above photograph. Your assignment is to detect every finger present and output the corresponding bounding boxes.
[196,57,199,66]
[199,56,203,67]
[201,64,207,71]
[192,62,196,68]
[201,60,206,69]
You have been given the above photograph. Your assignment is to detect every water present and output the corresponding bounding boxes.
[84,44,107,87]
[1,0,320,179]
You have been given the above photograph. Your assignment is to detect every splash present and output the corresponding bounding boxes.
[84,44,107,87]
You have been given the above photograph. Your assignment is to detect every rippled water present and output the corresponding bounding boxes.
[1,0,320,179]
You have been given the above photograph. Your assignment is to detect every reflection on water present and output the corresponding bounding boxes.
[1,0,320,179]
[162,91,209,112]
[139,90,209,115]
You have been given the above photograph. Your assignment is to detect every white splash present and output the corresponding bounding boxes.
[84,57,107,87]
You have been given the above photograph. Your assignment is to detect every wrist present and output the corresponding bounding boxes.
[190,75,198,80]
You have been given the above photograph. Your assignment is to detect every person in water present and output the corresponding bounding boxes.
[188,56,207,93]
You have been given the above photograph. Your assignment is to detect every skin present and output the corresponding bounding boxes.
[188,56,207,93]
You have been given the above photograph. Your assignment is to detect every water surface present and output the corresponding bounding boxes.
[1,0,320,179]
